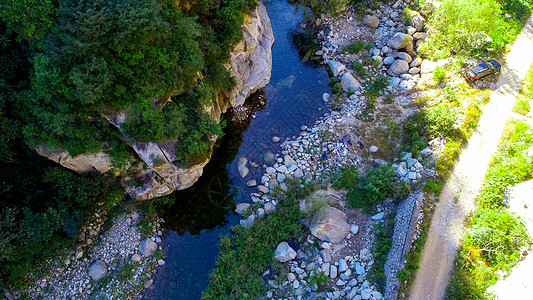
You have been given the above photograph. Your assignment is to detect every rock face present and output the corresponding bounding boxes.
[35,4,274,201]
[224,3,274,107]
[309,207,350,243]
[88,260,107,281]
[387,33,415,56]
[274,242,297,262]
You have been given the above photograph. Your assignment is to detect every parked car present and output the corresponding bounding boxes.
[465,59,501,82]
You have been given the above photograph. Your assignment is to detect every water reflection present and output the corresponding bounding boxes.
[144,0,332,298]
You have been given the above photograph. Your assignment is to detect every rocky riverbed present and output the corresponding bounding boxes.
[11,210,164,299]
[229,0,452,299]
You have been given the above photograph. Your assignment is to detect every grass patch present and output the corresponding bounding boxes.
[343,40,371,54]
[513,62,533,116]
[368,215,395,291]
[447,120,533,299]
[202,179,314,299]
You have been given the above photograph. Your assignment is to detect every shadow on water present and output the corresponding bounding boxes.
[143,0,332,298]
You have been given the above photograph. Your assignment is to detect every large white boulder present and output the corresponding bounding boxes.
[341,73,361,92]
[310,207,350,243]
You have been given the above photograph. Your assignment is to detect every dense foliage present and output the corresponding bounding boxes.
[202,180,311,299]
[447,120,532,299]
[0,0,257,288]
[420,0,532,57]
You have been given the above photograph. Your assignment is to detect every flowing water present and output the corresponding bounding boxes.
[144,1,331,298]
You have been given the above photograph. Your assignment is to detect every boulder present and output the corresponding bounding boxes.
[383,56,395,65]
[264,202,275,214]
[387,33,415,56]
[410,14,425,32]
[396,52,412,63]
[274,242,297,262]
[327,60,346,77]
[409,67,421,74]
[294,168,304,179]
[238,157,249,178]
[88,260,107,281]
[240,214,256,227]
[389,77,401,88]
[341,73,361,92]
[362,15,380,28]
[131,254,142,262]
[388,60,409,76]
[235,203,251,214]
[310,207,350,243]
[139,238,157,257]
[420,59,437,74]
[284,155,297,169]
[413,32,427,41]
[339,259,349,272]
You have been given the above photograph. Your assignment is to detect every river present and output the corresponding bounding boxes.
[143,0,331,298]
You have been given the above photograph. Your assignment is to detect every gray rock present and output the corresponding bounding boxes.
[383,56,395,65]
[409,67,421,74]
[389,77,401,88]
[355,263,365,275]
[336,279,346,286]
[247,180,257,187]
[276,165,288,173]
[157,259,165,265]
[323,92,330,102]
[310,207,350,243]
[396,52,412,63]
[320,249,332,263]
[88,260,107,281]
[257,185,269,193]
[350,224,359,234]
[407,158,418,168]
[406,26,417,35]
[272,136,280,143]
[372,291,383,299]
[410,57,422,67]
[361,290,371,300]
[413,32,427,40]
[235,203,250,214]
[266,167,276,175]
[294,168,304,179]
[288,272,296,281]
[274,242,297,262]
[327,60,346,77]
[387,33,415,56]
[362,14,380,28]
[371,212,385,220]
[408,171,417,180]
[341,73,361,92]
[131,253,142,262]
[330,264,338,278]
[410,14,425,31]
[284,155,297,168]
[396,165,408,177]
[339,259,349,272]
[240,214,256,227]
[264,202,275,214]
[277,173,286,183]
[238,157,249,178]
[388,59,409,76]
[347,287,358,299]
[369,145,379,153]
[139,238,157,257]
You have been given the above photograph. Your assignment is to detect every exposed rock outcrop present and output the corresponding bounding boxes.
[35,3,274,200]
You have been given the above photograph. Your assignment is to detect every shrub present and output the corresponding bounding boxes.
[343,40,370,54]
[425,103,459,139]
[331,165,360,189]
[302,193,332,224]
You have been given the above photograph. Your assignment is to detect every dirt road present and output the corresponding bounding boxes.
[409,16,533,300]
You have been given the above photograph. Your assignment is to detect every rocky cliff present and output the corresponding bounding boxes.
[36,3,273,200]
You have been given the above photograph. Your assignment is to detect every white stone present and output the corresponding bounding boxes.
[139,238,157,257]
[88,260,107,281]
[235,203,250,214]
[274,242,297,262]
[341,73,361,92]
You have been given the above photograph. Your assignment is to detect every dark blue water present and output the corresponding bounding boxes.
[143,1,331,299]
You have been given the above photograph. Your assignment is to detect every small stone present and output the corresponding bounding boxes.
[264,202,275,214]
[294,169,304,179]
[131,254,142,262]
[288,273,296,282]
[257,185,269,194]
[369,146,378,153]
[371,212,385,220]
[237,157,249,178]
[272,136,280,143]
[355,263,365,275]
[247,180,257,187]
[339,259,349,272]
[350,224,359,235]
[330,265,338,278]
[240,215,256,227]
[157,259,165,265]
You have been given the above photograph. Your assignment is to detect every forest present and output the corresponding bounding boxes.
[0,0,256,287]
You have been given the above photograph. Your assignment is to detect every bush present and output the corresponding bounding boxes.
[346,164,410,209]
[420,0,531,57]
[343,40,370,54]
[302,193,332,224]
[425,103,459,139]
